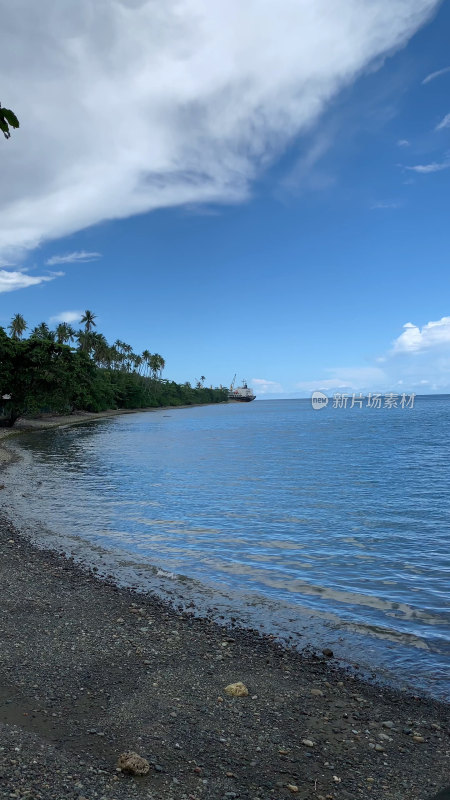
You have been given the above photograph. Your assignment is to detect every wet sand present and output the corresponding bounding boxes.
[0,426,449,800]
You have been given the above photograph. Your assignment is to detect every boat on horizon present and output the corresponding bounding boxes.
[228,376,255,402]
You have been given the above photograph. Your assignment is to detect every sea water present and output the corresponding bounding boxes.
[4,397,450,698]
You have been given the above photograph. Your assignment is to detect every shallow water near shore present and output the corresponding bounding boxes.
[3,398,450,698]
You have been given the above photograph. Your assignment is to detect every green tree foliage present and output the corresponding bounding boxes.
[0,313,228,426]
[0,103,19,139]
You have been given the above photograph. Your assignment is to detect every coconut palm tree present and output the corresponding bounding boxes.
[8,313,27,340]
[65,325,76,344]
[31,322,54,341]
[141,349,152,377]
[109,344,123,370]
[133,354,143,374]
[155,354,165,378]
[80,309,97,333]
[122,343,133,373]
[55,322,74,344]
[149,353,165,379]
[76,329,91,353]
[90,333,110,367]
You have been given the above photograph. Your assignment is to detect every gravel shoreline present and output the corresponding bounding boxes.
[0,425,449,800]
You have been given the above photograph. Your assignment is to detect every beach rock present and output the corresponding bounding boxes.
[302,739,315,747]
[382,721,394,729]
[224,682,249,697]
[287,784,299,793]
[117,752,150,775]
[311,688,324,697]
[413,735,425,743]
[322,648,334,658]
[375,744,384,752]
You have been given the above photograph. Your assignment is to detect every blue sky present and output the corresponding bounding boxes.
[1,0,450,396]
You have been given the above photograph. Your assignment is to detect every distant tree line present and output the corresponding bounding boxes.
[0,311,227,426]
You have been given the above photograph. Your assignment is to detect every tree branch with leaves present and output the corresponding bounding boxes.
[0,103,19,139]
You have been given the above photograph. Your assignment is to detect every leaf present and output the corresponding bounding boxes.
[0,117,11,139]
[1,108,19,128]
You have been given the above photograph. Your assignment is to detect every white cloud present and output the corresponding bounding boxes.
[397,139,410,147]
[280,131,335,195]
[49,310,83,324]
[435,113,450,131]
[422,65,450,84]
[405,160,450,173]
[0,269,61,294]
[296,367,386,393]
[0,0,439,260]
[252,378,283,394]
[391,317,450,353]
[371,200,401,209]
[46,251,101,265]
[295,317,450,396]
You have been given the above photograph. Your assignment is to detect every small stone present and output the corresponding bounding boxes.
[413,735,425,743]
[224,682,249,697]
[117,752,150,776]
[322,648,334,658]
[311,689,324,697]
[375,744,384,752]
[382,721,394,729]
[431,723,441,730]
[378,733,391,741]
[287,784,299,793]
[302,739,315,748]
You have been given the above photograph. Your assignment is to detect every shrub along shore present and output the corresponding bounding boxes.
[0,311,228,427]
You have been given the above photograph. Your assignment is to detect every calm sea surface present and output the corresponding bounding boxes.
[5,397,450,698]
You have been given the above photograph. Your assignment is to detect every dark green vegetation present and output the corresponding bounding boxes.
[0,312,227,426]
[0,103,19,139]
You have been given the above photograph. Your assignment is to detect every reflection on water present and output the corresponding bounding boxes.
[5,397,450,698]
